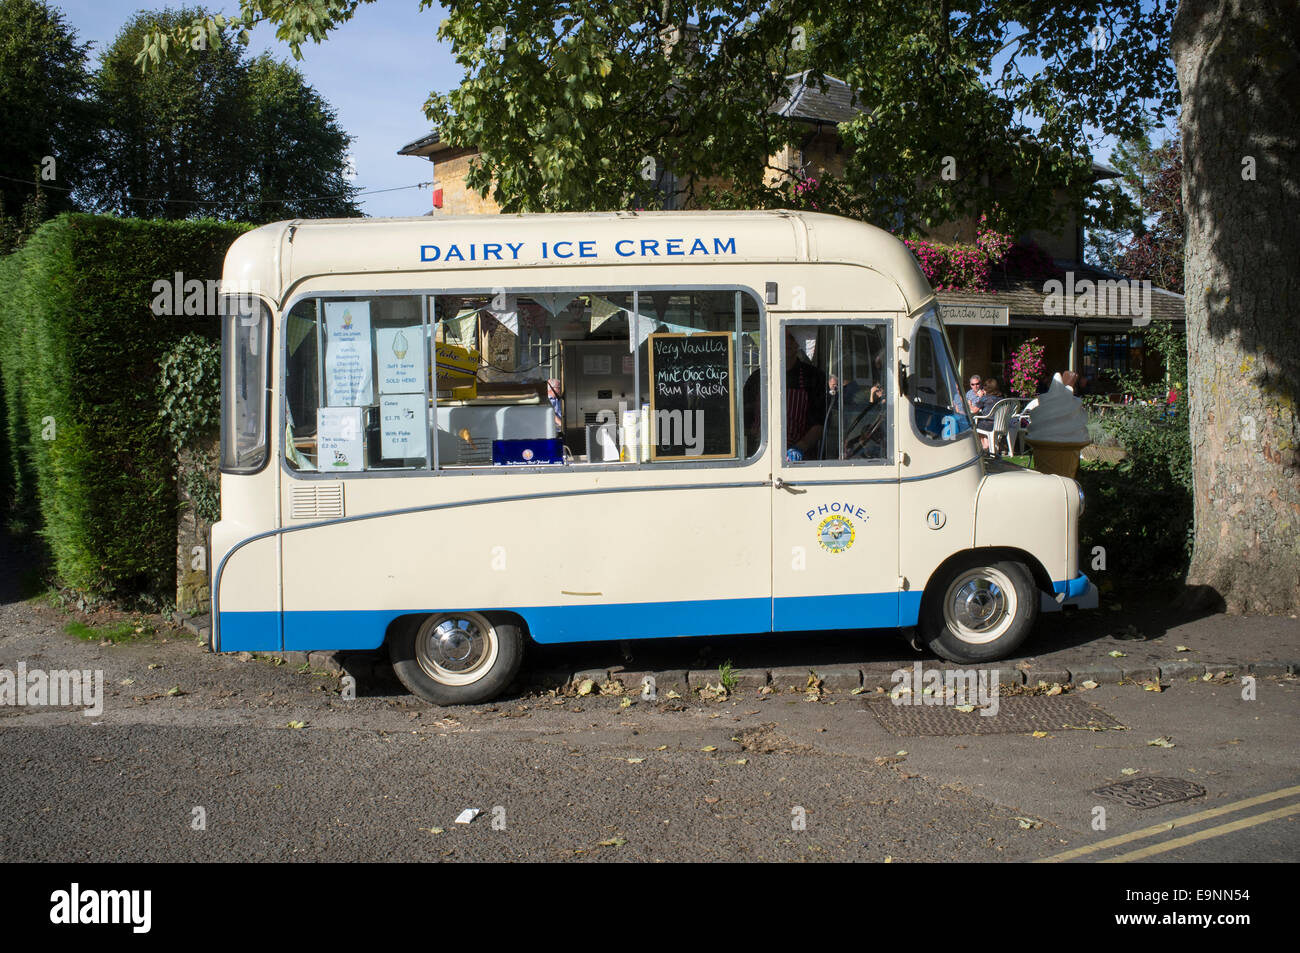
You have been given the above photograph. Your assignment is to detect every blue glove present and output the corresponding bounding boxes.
[786,447,804,463]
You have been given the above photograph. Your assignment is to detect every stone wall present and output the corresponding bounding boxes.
[175,439,219,618]
[431,153,502,216]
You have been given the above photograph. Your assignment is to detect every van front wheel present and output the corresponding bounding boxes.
[389,611,524,705]
[920,557,1037,663]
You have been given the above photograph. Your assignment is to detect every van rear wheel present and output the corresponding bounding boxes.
[920,556,1037,663]
[389,611,523,705]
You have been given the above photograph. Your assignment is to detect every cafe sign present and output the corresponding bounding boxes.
[940,304,1009,327]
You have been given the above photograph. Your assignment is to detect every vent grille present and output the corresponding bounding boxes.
[290,483,344,520]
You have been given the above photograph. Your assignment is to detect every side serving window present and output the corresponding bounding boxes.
[906,307,972,443]
[778,321,891,463]
[220,296,270,473]
[284,295,429,472]
[283,288,764,473]
[435,289,762,467]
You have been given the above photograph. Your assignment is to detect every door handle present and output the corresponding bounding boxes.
[774,477,807,494]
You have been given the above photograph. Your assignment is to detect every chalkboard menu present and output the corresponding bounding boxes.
[648,331,736,460]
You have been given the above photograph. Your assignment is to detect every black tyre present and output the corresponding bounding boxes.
[388,611,524,705]
[919,555,1038,663]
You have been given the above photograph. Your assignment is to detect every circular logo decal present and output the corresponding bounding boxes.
[521,448,535,461]
[926,509,946,530]
[817,515,855,554]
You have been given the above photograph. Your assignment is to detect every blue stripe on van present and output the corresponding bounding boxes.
[283,610,412,651]
[1052,573,1092,599]
[523,597,772,643]
[219,592,913,652]
[218,611,281,652]
[222,579,1084,654]
[773,592,900,631]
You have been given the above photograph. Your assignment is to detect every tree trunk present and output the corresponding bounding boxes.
[1173,0,1300,613]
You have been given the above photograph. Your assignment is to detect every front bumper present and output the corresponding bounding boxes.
[1041,572,1099,612]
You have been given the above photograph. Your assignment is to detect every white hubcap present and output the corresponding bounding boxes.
[414,612,499,686]
[943,567,1017,644]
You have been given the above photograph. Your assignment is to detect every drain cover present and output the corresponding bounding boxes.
[1091,776,1207,809]
[865,695,1123,736]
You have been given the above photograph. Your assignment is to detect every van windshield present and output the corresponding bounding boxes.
[220,296,270,473]
[907,307,972,442]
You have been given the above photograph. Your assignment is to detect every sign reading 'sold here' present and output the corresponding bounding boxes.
[648,332,735,460]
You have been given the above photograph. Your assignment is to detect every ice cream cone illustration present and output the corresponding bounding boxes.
[393,329,409,359]
[1024,373,1091,478]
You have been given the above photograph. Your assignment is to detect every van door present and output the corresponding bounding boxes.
[771,317,901,631]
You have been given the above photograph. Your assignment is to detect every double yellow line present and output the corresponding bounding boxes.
[1038,783,1300,863]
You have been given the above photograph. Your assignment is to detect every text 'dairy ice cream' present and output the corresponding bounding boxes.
[1026,373,1091,477]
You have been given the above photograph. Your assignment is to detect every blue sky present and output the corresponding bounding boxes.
[54,1,457,217]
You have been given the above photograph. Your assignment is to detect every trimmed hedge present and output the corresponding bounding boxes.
[0,214,251,602]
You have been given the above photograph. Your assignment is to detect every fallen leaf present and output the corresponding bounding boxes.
[1121,768,1139,775]
[654,745,667,751]
[148,663,162,670]
[625,757,644,764]
[597,837,626,847]
[1108,650,1127,658]
[1016,817,1042,830]
[1046,683,1063,696]
[733,758,748,765]
[576,679,595,696]
[1031,731,1049,738]
[1080,679,1098,690]
[1176,645,1191,652]
[701,745,717,752]
[954,704,975,712]
[1147,737,1175,748]
[619,697,633,709]
[1143,681,1163,692]
[665,689,681,699]
[287,720,305,729]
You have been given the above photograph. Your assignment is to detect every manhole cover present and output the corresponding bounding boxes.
[1091,776,1207,809]
[865,695,1123,736]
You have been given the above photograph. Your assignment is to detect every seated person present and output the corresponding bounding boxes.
[546,378,564,433]
[973,376,1003,452]
[743,330,825,461]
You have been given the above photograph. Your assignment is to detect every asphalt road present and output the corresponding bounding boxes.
[1,585,1296,863]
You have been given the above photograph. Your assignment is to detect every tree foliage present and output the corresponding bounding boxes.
[0,0,95,230]
[138,1,1179,236]
[1088,131,1184,290]
[87,6,359,221]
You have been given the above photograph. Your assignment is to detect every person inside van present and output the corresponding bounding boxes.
[546,378,563,433]
[743,330,825,461]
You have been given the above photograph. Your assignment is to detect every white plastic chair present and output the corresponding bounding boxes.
[975,398,1024,456]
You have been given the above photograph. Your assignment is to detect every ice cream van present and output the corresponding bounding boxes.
[213,210,1098,704]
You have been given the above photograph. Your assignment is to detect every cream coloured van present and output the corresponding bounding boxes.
[213,210,1097,704]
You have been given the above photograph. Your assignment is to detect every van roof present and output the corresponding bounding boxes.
[222,209,933,311]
